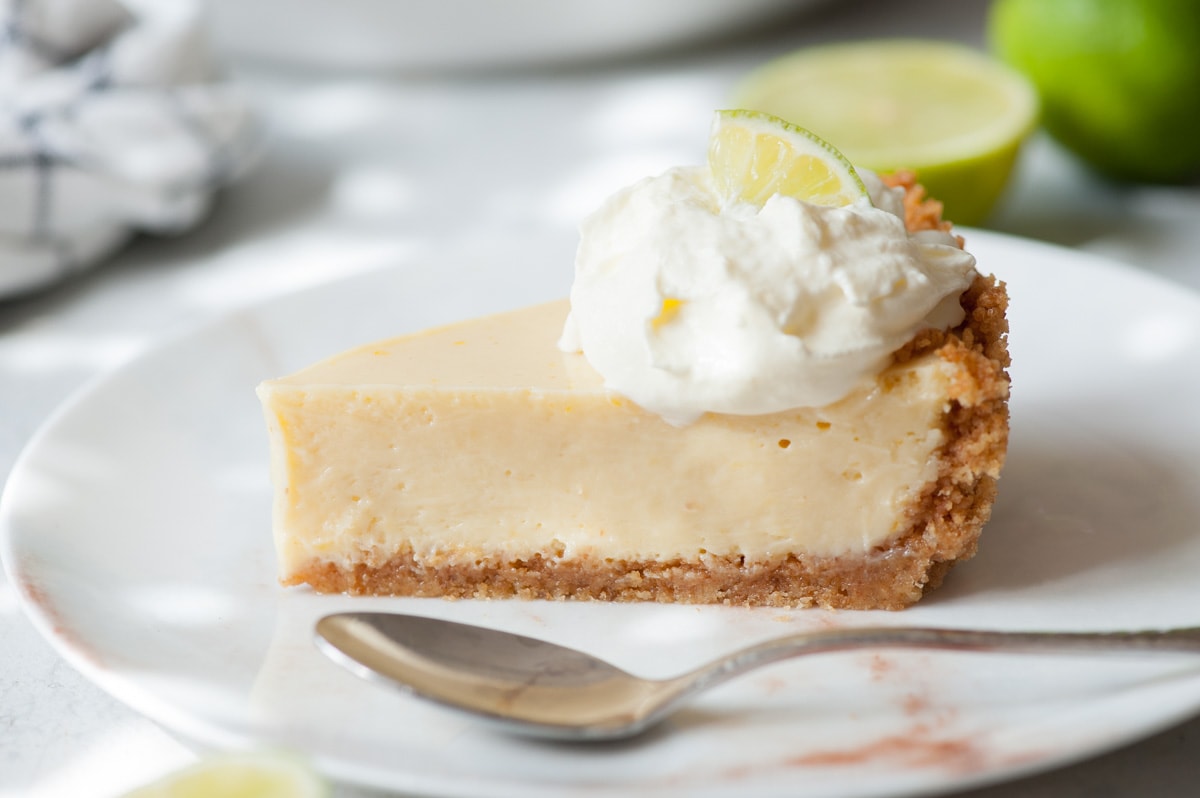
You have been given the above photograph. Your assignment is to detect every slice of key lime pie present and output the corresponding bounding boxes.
[257,111,1009,609]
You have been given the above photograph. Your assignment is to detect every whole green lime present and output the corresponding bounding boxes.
[989,0,1200,182]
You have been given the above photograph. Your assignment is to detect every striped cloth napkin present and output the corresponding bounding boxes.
[0,0,258,297]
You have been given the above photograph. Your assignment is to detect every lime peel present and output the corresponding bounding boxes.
[990,0,1200,182]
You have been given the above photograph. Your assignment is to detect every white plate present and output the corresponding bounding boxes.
[5,230,1200,798]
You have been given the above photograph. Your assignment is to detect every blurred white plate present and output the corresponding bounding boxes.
[5,230,1200,797]
[205,0,817,70]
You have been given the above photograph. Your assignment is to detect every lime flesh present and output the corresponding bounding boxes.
[708,109,868,209]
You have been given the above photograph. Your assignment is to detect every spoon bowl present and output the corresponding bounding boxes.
[315,612,1200,741]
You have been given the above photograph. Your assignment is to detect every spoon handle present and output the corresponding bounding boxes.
[677,625,1200,696]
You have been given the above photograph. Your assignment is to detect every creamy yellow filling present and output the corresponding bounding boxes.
[258,301,954,577]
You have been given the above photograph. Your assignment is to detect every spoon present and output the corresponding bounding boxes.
[314,612,1200,742]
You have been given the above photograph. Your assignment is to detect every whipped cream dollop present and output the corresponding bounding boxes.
[559,166,978,426]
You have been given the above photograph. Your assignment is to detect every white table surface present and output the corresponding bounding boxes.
[3,1,1199,795]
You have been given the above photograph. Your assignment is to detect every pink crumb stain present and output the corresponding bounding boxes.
[767,649,988,775]
[757,674,788,696]
[682,643,1054,789]
[901,691,932,716]
[704,724,1004,787]
[786,722,990,775]
[702,720,1050,788]
[15,557,106,668]
[858,650,955,724]
[808,613,843,631]
[868,652,896,681]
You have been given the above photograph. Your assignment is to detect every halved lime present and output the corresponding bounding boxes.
[734,40,1038,225]
[122,752,328,798]
[708,109,869,209]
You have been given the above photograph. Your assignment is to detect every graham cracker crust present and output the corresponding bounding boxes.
[283,174,1010,610]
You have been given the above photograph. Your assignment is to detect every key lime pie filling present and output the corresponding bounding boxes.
[258,113,1009,609]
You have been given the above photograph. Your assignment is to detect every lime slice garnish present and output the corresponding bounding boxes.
[122,752,328,798]
[734,40,1038,225]
[708,109,869,210]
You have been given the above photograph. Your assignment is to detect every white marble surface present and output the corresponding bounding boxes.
[3,0,1199,795]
